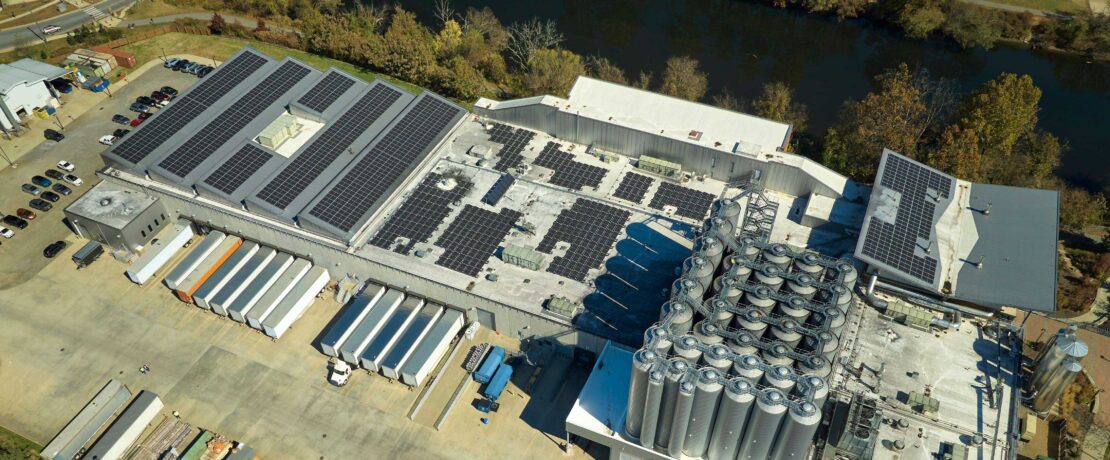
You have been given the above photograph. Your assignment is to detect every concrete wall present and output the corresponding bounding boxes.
[65,199,170,253]
[473,103,849,199]
[103,173,610,354]
[1,81,52,130]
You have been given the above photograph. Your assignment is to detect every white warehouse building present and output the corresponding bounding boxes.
[0,58,68,131]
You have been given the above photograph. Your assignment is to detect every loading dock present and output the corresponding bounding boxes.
[318,285,385,357]
[336,288,404,365]
[162,231,226,290]
[260,266,330,338]
[172,236,242,303]
[226,253,294,323]
[360,296,423,373]
[209,246,276,315]
[193,241,259,311]
[125,221,194,285]
[244,258,310,329]
[400,309,465,387]
[380,303,443,380]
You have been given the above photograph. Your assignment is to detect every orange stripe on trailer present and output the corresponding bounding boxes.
[174,239,243,303]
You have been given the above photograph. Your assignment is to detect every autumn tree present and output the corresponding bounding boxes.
[896,0,946,39]
[587,56,628,85]
[506,18,564,69]
[927,125,983,181]
[521,48,585,97]
[659,56,707,101]
[371,7,437,85]
[942,3,1004,49]
[436,56,488,101]
[957,73,1041,159]
[712,89,742,111]
[463,7,509,51]
[1060,187,1109,230]
[435,19,464,57]
[751,82,808,132]
[634,71,653,90]
[776,0,870,19]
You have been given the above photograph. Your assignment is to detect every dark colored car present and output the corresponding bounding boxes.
[138,112,152,120]
[31,175,51,187]
[136,96,156,106]
[2,215,28,229]
[29,199,52,212]
[52,183,71,195]
[45,169,65,180]
[172,59,191,71]
[113,128,130,138]
[130,118,143,127]
[198,66,213,77]
[16,208,36,220]
[43,241,66,258]
[112,114,130,124]
[40,191,60,202]
[21,184,40,196]
[44,129,64,141]
[160,86,178,96]
[129,103,151,113]
[151,91,169,102]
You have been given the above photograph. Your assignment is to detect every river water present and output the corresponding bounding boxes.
[397,0,1110,191]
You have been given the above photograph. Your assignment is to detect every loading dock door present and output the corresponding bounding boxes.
[474,308,496,331]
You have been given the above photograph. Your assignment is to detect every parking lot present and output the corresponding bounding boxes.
[0,66,198,289]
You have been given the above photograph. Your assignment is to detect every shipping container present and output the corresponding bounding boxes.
[126,221,194,285]
[380,304,444,380]
[41,380,131,460]
[483,364,514,401]
[318,285,386,357]
[208,246,275,315]
[473,346,505,384]
[163,231,225,290]
[172,237,242,303]
[336,289,406,365]
[72,241,104,269]
[226,253,293,322]
[359,296,423,373]
[400,309,464,387]
[90,46,136,67]
[83,390,164,460]
[261,266,330,339]
[244,258,310,330]
[192,241,258,311]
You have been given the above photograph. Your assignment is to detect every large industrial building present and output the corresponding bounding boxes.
[76,46,1064,460]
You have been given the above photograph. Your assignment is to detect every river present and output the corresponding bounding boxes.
[396,0,1110,191]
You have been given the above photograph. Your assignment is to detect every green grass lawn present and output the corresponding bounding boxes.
[980,0,1089,13]
[0,425,41,460]
[119,32,424,94]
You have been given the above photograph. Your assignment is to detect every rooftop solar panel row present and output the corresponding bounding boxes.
[297,71,356,113]
[203,143,275,195]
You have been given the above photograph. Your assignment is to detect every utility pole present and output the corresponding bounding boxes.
[54,113,64,130]
[0,143,13,167]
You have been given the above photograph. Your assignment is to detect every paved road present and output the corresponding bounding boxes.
[959,0,1070,18]
[0,0,135,50]
[117,12,295,34]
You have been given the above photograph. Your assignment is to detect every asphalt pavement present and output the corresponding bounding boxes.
[0,0,136,51]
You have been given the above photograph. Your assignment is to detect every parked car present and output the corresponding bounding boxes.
[129,118,143,127]
[31,175,51,187]
[161,86,178,96]
[42,25,61,34]
[113,128,130,138]
[43,241,67,258]
[45,169,65,180]
[16,208,36,220]
[137,112,152,120]
[0,227,13,239]
[44,129,64,141]
[185,62,202,74]
[129,103,150,113]
[2,215,28,229]
[21,184,40,196]
[172,59,191,71]
[151,91,170,102]
[198,66,213,77]
[56,160,76,172]
[52,183,71,195]
[29,199,52,212]
[40,191,60,203]
[63,174,82,186]
[98,135,117,146]
[136,96,156,106]
[164,57,181,68]
[112,114,130,125]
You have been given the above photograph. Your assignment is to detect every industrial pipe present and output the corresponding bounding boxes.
[872,278,990,321]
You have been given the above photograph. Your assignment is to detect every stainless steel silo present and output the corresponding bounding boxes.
[708,216,736,243]
[763,245,793,269]
[769,402,822,460]
[763,343,795,367]
[733,354,765,382]
[736,388,789,460]
[662,301,695,334]
[684,368,724,458]
[835,261,858,286]
[1033,327,1065,365]
[685,256,716,291]
[745,287,777,313]
[1032,326,1088,393]
[707,378,756,460]
[644,325,673,354]
[793,252,825,277]
[800,330,839,361]
[696,236,725,268]
[763,364,797,393]
[754,265,786,290]
[728,332,760,357]
[714,198,742,227]
[703,344,733,372]
[655,359,690,450]
[736,309,769,336]
[770,319,803,349]
[667,375,697,458]
[695,320,725,345]
[795,375,829,408]
[797,355,832,379]
[625,349,657,439]
[776,296,812,323]
[673,277,707,304]
[675,335,703,362]
[826,284,852,313]
[714,275,746,306]
[639,368,666,449]
[786,274,818,299]
[1032,358,1082,412]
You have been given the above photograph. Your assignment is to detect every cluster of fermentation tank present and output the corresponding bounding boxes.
[1030,325,1088,412]
[625,195,858,460]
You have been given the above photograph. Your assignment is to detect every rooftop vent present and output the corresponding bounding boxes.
[688,130,703,141]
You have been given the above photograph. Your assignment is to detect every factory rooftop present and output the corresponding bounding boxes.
[63,180,161,229]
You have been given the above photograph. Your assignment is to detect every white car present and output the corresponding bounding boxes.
[42,25,61,35]
[98,135,116,146]
[56,160,75,172]
[63,174,83,186]
[0,227,13,239]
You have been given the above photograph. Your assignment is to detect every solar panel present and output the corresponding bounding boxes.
[612,172,653,204]
[648,182,715,220]
[111,51,268,164]
[256,84,404,210]
[537,199,630,282]
[435,205,522,276]
[203,143,274,194]
[488,123,536,172]
[533,142,608,190]
[157,61,312,178]
[297,72,356,113]
[860,153,954,285]
[369,173,472,254]
[307,96,465,233]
